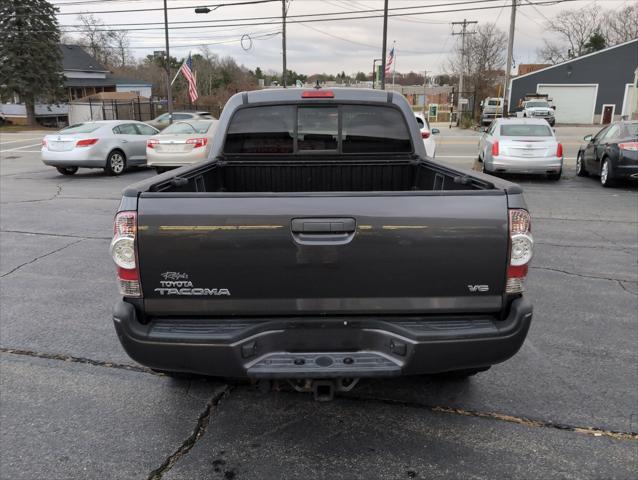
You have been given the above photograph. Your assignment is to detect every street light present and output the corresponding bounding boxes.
[195,7,211,13]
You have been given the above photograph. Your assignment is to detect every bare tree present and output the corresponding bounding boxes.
[603,2,638,45]
[537,3,637,64]
[448,23,507,102]
[75,15,130,68]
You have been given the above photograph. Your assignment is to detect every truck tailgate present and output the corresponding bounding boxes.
[137,193,509,316]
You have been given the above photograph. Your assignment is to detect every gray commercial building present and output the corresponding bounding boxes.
[508,38,638,124]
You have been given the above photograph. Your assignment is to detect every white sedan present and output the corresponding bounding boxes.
[41,120,159,175]
[146,120,218,173]
[414,113,439,158]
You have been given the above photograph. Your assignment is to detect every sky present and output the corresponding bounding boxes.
[55,0,632,75]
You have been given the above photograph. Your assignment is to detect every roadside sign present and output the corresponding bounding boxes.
[428,104,438,119]
[459,98,469,105]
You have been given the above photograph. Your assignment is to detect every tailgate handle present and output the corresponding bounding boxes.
[291,218,356,234]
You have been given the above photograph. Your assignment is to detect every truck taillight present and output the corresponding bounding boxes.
[110,211,141,297]
[492,141,499,156]
[507,209,533,294]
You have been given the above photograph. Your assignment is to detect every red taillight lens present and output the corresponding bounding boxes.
[421,131,431,139]
[507,209,533,294]
[556,143,563,157]
[302,90,334,98]
[186,137,208,148]
[618,142,638,151]
[492,141,499,156]
[76,138,98,147]
[147,138,159,149]
[110,211,141,297]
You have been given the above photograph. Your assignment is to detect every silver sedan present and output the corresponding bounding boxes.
[41,120,159,176]
[478,118,563,180]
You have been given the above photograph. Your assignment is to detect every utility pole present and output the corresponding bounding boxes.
[451,19,477,124]
[282,0,287,88]
[380,0,389,90]
[503,0,517,116]
[422,69,427,117]
[163,0,173,123]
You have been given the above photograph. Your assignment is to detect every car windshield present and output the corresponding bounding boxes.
[525,102,549,108]
[623,123,638,137]
[161,121,212,134]
[500,124,552,137]
[59,123,101,134]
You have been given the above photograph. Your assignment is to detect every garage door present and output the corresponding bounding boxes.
[537,84,597,124]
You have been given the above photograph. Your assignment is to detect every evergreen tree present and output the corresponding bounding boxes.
[584,32,607,54]
[0,0,64,125]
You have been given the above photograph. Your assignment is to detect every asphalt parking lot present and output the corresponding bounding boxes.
[1,127,637,479]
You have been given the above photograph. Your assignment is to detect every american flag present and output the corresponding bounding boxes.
[384,46,395,75]
[180,54,198,103]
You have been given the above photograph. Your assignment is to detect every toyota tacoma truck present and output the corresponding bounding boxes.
[111,88,534,400]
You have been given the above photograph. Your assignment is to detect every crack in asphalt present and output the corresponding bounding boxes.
[530,265,638,294]
[0,347,160,375]
[147,386,232,480]
[343,394,638,442]
[0,184,63,204]
[0,239,84,277]
[1,229,110,240]
[3,347,637,445]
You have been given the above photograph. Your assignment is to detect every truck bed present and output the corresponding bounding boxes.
[148,158,492,194]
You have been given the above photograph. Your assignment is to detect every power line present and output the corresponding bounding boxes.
[56,0,505,27]
[51,0,281,15]
[43,0,580,33]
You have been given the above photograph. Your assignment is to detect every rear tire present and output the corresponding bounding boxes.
[576,152,588,177]
[600,158,616,188]
[104,150,126,176]
[56,166,78,176]
[548,170,562,181]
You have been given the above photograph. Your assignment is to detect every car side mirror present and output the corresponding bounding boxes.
[431,128,440,135]
[583,134,593,142]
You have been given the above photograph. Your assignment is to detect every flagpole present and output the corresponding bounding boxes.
[170,59,185,87]
[392,41,396,89]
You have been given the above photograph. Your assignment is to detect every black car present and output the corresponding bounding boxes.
[576,121,638,187]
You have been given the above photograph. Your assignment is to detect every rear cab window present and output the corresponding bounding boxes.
[223,104,412,155]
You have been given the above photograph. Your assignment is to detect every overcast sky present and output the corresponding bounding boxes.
[56,0,631,75]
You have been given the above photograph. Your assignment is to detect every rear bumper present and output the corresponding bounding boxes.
[41,148,105,167]
[486,155,562,174]
[113,297,533,378]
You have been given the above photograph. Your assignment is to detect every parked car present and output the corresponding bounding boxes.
[478,118,563,180]
[147,111,214,131]
[480,97,504,125]
[521,100,555,126]
[41,120,159,176]
[111,88,534,400]
[414,112,439,157]
[146,119,218,173]
[576,121,638,187]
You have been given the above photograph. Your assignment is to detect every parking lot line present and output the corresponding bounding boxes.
[1,143,43,152]
[0,137,43,145]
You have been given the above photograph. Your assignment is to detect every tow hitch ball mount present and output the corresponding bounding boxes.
[288,378,360,402]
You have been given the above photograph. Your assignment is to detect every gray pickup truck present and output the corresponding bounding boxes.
[111,88,534,400]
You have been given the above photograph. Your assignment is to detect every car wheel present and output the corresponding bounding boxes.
[600,158,616,187]
[576,152,588,177]
[105,150,127,176]
[56,166,78,176]
[548,170,562,181]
